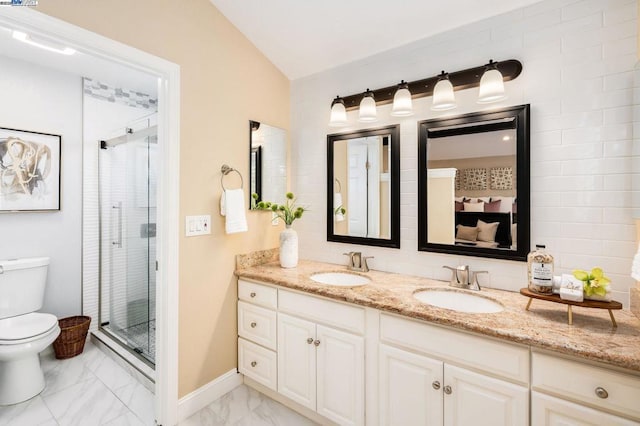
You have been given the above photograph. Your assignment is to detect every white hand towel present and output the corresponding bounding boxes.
[220,189,248,234]
[334,192,344,222]
[559,274,584,302]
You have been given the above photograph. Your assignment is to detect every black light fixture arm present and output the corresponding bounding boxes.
[340,59,522,111]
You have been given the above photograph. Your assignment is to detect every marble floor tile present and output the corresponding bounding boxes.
[103,411,145,426]
[0,395,55,426]
[42,377,129,426]
[41,352,95,396]
[180,385,318,426]
[80,341,108,373]
[92,355,138,393]
[113,381,155,426]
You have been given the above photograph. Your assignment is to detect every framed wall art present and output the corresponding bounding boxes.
[0,127,61,212]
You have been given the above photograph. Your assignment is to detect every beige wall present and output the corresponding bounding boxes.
[38,0,290,397]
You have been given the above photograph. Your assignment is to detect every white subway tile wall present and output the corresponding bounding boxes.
[290,0,638,307]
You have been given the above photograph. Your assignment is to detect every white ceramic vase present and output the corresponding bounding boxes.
[279,225,298,268]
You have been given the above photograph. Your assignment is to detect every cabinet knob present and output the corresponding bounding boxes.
[251,361,257,367]
[307,338,314,344]
[314,340,321,347]
[432,381,441,390]
[250,292,256,298]
[250,322,257,328]
[444,385,452,395]
[595,387,608,399]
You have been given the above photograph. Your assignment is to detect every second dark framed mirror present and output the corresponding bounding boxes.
[327,125,400,248]
[418,105,530,261]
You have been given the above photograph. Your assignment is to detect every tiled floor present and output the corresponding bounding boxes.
[180,385,317,426]
[0,341,155,426]
[0,342,315,426]
[104,320,156,364]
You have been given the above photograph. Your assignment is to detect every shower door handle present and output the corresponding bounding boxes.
[112,202,123,248]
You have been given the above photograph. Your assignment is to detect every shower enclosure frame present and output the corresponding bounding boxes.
[98,124,158,369]
[0,9,182,425]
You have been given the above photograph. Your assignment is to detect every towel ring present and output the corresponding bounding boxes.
[221,164,244,190]
[334,178,342,192]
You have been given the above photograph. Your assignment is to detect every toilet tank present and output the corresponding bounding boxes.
[0,257,50,320]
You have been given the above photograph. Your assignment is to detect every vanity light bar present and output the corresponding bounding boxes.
[338,59,522,111]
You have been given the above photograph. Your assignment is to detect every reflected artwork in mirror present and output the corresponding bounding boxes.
[327,125,400,248]
[418,105,530,261]
[249,120,287,209]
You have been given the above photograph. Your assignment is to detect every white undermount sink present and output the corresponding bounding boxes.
[310,272,371,287]
[413,289,504,313]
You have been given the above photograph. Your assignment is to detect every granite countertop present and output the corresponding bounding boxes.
[236,259,640,373]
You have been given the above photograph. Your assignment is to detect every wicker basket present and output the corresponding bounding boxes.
[53,316,91,360]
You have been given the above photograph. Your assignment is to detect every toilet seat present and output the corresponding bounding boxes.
[0,313,58,345]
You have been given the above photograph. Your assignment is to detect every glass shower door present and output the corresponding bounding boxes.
[99,123,157,366]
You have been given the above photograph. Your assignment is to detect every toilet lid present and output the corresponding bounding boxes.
[0,312,58,341]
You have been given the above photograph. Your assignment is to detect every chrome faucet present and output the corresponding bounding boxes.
[343,252,374,272]
[442,266,487,291]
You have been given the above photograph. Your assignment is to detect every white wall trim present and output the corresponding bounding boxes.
[177,369,243,422]
[0,9,181,425]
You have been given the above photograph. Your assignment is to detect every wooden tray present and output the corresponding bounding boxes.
[520,288,622,327]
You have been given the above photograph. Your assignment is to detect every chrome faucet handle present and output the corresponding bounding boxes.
[362,256,374,272]
[469,271,488,291]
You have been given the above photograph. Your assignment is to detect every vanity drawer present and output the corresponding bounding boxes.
[238,301,277,350]
[379,313,529,384]
[238,279,277,309]
[278,289,365,335]
[238,338,277,391]
[532,352,640,420]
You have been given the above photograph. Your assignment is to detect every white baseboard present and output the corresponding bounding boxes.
[177,369,243,422]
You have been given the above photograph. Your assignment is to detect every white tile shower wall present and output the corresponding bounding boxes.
[83,96,157,331]
[0,55,82,317]
[291,0,638,306]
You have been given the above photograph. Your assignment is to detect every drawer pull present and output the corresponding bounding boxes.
[307,338,314,344]
[444,385,452,395]
[595,387,608,399]
[250,292,256,298]
[432,381,441,390]
[314,340,321,347]
[251,361,257,367]
[250,322,257,328]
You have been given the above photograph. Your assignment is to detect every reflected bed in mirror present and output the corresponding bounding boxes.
[327,125,400,248]
[249,120,287,209]
[418,105,530,261]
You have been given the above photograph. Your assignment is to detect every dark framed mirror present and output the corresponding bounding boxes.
[327,125,400,248]
[249,120,286,209]
[418,105,530,261]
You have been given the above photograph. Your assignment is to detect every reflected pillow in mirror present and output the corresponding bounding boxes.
[463,202,485,212]
[456,225,479,241]
[484,199,502,212]
[455,201,464,212]
[477,219,499,242]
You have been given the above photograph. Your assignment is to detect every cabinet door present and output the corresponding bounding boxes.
[532,391,639,426]
[444,364,528,426]
[316,325,365,426]
[277,313,316,410]
[379,344,443,426]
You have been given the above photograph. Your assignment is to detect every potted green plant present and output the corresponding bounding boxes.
[253,192,306,268]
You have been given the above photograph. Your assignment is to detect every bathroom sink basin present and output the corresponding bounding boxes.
[310,272,371,287]
[413,289,504,313]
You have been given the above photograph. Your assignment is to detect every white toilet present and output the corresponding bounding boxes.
[0,257,61,406]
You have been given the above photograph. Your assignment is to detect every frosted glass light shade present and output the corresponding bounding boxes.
[358,92,377,122]
[391,86,413,117]
[329,99,348,127]
[431,78,456,111]
[478,68,506,103]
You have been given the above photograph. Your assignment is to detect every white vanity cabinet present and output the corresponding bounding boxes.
[531,352,640,425]
[237,279,365,426]
[378,313,529,426]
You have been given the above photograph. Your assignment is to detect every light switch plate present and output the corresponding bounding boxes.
[185,215,211,236]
